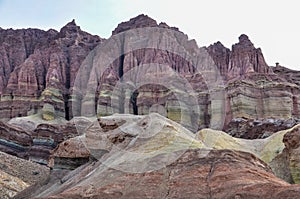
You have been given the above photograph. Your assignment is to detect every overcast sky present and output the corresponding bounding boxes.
[0,0,299,69]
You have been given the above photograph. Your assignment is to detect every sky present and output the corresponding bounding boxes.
[0,0,299,69]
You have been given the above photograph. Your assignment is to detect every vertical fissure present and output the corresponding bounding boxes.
[131,90,139,115]
[64,56,71,120]
[118,35,126,113]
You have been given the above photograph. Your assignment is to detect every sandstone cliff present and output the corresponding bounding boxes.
[0,20,102,120]
[1,15,300,136]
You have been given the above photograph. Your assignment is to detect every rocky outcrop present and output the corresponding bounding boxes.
[48,136,90,170]
[0,20,102,121]
[15,113,300,198]
[27,149,300,199]
[2,15,300,132]
[0,151,49,198]
[0,121,32,159]
[283,125,300,184]
[225,117,300,139]
[207,34,273,80]
[112,14,180,35]
[273,63,300,87]
[207,35,300,129]
[74,15,222,131]
[0,116,80,165]
[74,15,300,132]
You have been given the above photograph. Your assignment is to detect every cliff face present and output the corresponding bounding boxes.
[74,15,300,133]
[207,34,300,132]
[1,15,300,135]
[0,20,102,120]
[16,114,300,198]
[207,34,273,80]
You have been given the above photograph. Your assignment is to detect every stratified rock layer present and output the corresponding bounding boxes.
[2,15,300,133]
[73,15,300,132]
[15,113,300,199]
[0,20,102,121]
[0,151,49,199]
[207,36,300,130]
[281,125,300,184]
[31,149,300,199]
[0,115,79,165]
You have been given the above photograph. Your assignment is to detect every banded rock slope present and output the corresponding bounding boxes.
[1,15,300,134]
[0,20,102,121]
[16,113,300,199]
[72,14,300,135]
[0,115,79,165]
[0,151,49,198]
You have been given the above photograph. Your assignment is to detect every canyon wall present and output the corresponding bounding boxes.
[1,15,300,133]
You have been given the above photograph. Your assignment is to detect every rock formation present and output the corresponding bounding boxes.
[2,14,300,199]
[26,149,300,199]
[0,117,79,165]
[283,125,300,184]
[207,35,300,132]
[14,113,300,199]
[1,15,300,135]
[71,15,300,133]
[0,20,102,120]
[207,34,273,80]
[225,117,300,139]
[0,151,49,198]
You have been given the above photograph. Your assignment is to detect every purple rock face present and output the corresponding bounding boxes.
[0,20,102,120]
[1,15,300,135]
[207,34,272,80]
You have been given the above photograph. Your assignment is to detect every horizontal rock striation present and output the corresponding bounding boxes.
[0,20,102,121]
[1,15,300,134]
[207,35,300,130]
[0,118,79,165]
[34,149,300,199]
[16,113,300,198]
[74,15,300,132]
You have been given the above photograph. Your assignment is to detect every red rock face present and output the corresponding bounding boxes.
[112,14,180,35]
[225,118,300,139]
[0,119,80,165]
[21,149,300,199]
[207,34,273,80]
[0,20,102,120]
[1,15,300,134]
[75,15,300,133]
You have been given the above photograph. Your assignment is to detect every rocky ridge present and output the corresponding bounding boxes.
[14,113,300,199]
[0,19,102,121]
[1,15,300,136]
[71,14,300,135]
[1,14,300,199]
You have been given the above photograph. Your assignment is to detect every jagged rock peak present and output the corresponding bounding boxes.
[59,19,81,37]
[238,34,250,42]
[112,14,157,35]
[210,41,227,48]
[236,34,255,48]
[67,19,77,26]
[112,14,180,35]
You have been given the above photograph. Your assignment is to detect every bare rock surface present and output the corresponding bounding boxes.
[0,151,49,198]
[1,15,300,133]
[0,20,102,121]
[11,113,300,199]
[74,15,300,131]
[225,117,300,139]
[26,150,300,199]
[279,125,300,184]
[0,114,79,165]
